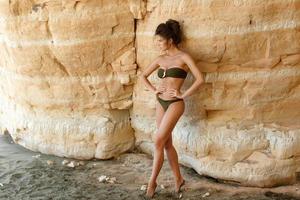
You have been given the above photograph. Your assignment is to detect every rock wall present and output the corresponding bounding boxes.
[0,0,136,159]
[0,0,299,187]
[131,0,300,187]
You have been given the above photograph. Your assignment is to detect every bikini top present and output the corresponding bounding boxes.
[157,66,188,79]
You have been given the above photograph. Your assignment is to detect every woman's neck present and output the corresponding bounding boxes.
[166,47,181,57]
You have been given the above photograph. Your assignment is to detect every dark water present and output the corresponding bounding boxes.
[1,133,300,200]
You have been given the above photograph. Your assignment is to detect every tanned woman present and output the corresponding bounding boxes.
[141,19,204,198]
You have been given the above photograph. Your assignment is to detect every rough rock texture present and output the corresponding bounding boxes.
[0,0,136,159]
[131,0,300,187]
[0,0,299,187]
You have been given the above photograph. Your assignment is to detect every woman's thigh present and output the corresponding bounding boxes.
[155,100,185,144]
[156,97,166,128]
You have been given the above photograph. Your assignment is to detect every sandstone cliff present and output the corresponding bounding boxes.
[0,0,299,187]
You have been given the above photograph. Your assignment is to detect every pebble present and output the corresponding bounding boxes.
[79,161,85,166]
[98,175,107,183]
[202,192,210,197]
[61,160,81,167]
[98,175,117,184]
[67,161,76,168]
[140,185,147,191]
[0,183,3,187]
[32,154,41,158]
[179,193,183,198]
[160,184,165,189]
[62,160,69,165]
[107,177,117,184]
[46,160,54,165]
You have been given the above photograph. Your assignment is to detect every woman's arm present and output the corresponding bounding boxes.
[181,53,204,99]
[140,56,161,93]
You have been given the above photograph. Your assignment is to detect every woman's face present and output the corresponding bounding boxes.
[155,35,171,51]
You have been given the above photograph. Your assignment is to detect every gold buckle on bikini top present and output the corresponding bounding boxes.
[162,70,166,78]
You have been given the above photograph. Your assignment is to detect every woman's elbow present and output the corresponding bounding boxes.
[140,74,149,82]
[196,80,204,88]
[141,74,148,80]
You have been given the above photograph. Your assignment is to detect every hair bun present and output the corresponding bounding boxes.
[165,19,180,33]
[154,19,182,46]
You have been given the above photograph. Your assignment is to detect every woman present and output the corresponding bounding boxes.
[141,19,204,198]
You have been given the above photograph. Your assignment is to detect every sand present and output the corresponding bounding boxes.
[1,133,300,200]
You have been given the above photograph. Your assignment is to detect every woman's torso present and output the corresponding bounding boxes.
[157,52,189,100]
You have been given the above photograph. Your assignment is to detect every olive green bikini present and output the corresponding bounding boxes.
[156,67,188,111]
[157,67,188,79]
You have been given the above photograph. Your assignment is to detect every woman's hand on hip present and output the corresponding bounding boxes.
[168,88,184,99]
[154,85,166,95]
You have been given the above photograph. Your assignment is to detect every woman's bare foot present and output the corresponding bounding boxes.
[146,181,157,198]
[175,177,185,193]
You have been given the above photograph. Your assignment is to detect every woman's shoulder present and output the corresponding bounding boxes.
[178,51,195,63]
[179,51,191,58]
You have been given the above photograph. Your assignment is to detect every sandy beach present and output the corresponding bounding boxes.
[1,133,300,200]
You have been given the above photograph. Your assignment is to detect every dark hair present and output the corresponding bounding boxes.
[155,19,182,46]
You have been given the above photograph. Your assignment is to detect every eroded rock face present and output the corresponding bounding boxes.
[0,0,299,187]
[131,0,300,187]
[0,0,136,159]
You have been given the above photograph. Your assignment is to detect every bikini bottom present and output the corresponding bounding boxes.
[156,95,183,112]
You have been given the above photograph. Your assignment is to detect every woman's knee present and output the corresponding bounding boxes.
[164,138,173,150]
[154,135,167,149]
[164,143,174,151]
